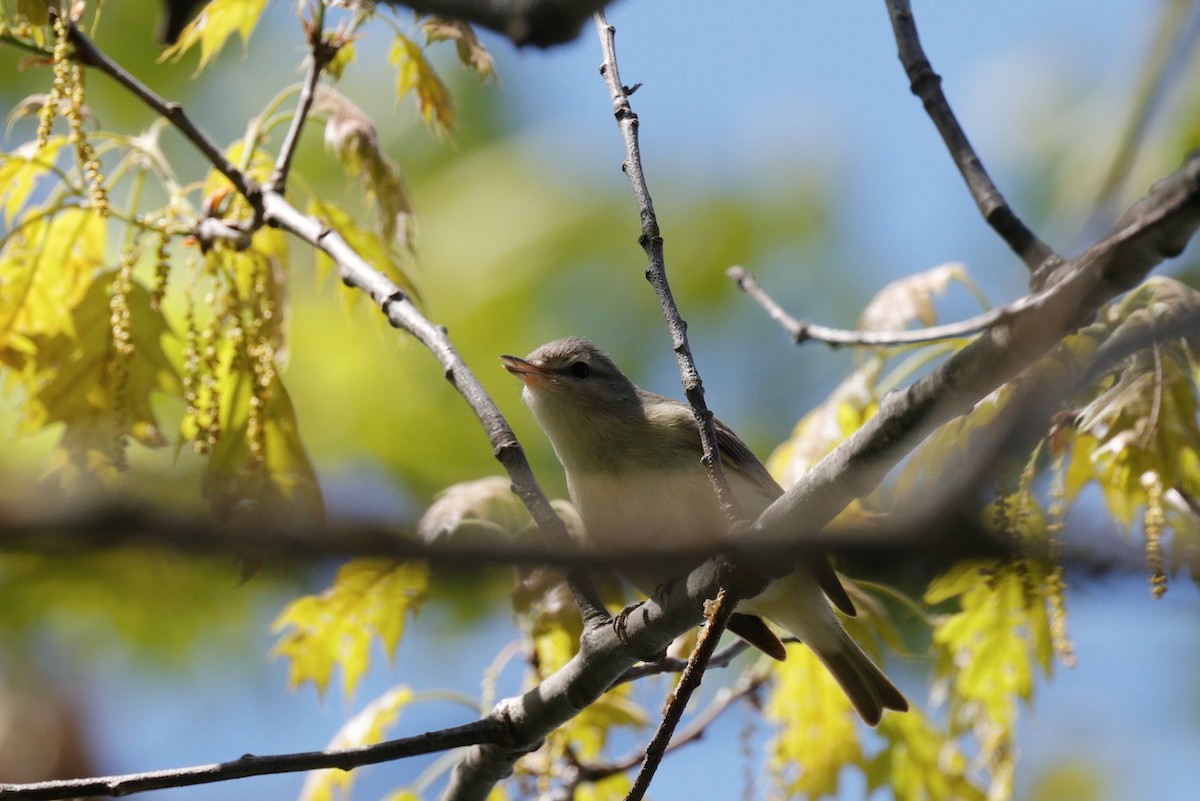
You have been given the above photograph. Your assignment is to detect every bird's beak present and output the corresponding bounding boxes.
[500,354,553,385]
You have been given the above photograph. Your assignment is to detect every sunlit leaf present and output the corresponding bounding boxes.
[421,18,497,84]
[308,196,419,303]
[312,86,416,253]
[160,0,269,72]
[272,559,428,697]
[927,560,1056,796]
[389,32,455,135]
[859,262,975,332]
[0,205,104,373]
[32,272,180,487]
[0,137,67,224]
[417,475,531,545]
[299,685,414,801]
[766,645,864,800]
[870,710,986,801]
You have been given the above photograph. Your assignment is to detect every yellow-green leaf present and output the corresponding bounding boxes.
[308,196,419,303]
[31,272,180,487]
[421,18,497,84]
[870,710,986,801]
[766,645,864,800]
[202,362,324,525]
[271,559,428,698]
[299,685,414,801]
[0,137,67,224]
[160,0,269,72]
[389,33,455,134]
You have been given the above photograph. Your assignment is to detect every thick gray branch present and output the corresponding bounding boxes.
[746,153,1200,565]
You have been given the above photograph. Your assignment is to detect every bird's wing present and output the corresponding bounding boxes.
[713,417,857,617]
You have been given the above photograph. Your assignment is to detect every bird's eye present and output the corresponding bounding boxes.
[568,361,590,379]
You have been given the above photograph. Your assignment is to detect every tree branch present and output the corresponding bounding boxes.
[267,10,335,194]
[884,0,1058,276]
[63,20,260,211]
[593,12,741,524]
[742,152,1200,577]
[729,264,1017,348]
[0,720,503,801]
[624,585,739,801]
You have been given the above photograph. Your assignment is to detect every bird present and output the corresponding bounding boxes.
[500,336,906,725]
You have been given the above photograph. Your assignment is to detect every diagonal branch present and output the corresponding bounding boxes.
[268,9,336,194]
[0,720,503,801]
[623,586,739,801]
[593,12,741,524]
[742,152,1200,577]
[884,0,1058,276]
[63,21,260,211]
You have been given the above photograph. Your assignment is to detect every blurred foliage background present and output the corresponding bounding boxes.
[2,1,1200,800]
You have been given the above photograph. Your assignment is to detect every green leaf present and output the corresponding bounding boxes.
[389,32,455,135]
[271,559,428,698]
[0,137,67,225]
[765,646,864,800]
[299,685,414,801]
[159,0,269,72]
[32,271,180,487]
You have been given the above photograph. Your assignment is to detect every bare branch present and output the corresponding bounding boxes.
[268,12,337,194]
[593,12,741,524]
[624,585,739,801]
[574,668,766,784]
[743,153,1200,577]
[729,265,1009,347]
[0,720,503,801]
[884,0,1058,275]
[63,21,260,211]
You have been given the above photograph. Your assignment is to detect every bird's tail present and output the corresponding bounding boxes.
[806,624,908,726]
[745,572,907,726]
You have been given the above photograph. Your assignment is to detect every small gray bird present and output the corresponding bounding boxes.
[502,336,906,725]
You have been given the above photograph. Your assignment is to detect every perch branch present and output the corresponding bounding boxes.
[742,152,1200,577]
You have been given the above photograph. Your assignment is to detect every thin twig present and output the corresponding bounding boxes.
[0,720,503,801]
[63,21,260,210]
[730,265,1026,348]
[575,667,766,783]
[593,11,741,524]
[884,0,1058,277]
[268,10,335,193]
[615,640,750,685]
[623,586,740,801]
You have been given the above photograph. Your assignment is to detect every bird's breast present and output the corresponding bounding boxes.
[567,466,728,593]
